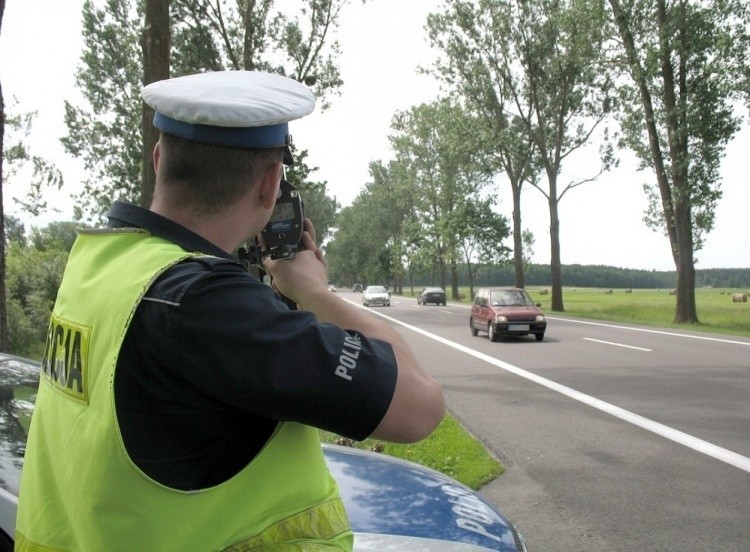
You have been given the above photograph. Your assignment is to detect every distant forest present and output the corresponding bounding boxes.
[411,265,750,290]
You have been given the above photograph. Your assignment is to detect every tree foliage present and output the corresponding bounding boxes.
[0,0,7,353]
[5,222,86,359]
[326,157,419,289]
[62,0,143,222]
[444,263,750,291]
[325,195,392,287]
[3,105,65,217]
[457,198,510,300]
[326,98,509,294]
[63,0,353,224]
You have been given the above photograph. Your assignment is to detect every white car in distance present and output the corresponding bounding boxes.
[362,285,391,307]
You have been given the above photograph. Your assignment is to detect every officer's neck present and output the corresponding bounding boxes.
[150,193,264,254]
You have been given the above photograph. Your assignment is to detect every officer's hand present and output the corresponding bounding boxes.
[262,219,328,305]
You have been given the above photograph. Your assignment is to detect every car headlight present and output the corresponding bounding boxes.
[536,315,545,322]
[495,315,507,323]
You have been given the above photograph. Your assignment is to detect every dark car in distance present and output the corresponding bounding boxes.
[417,286,447,306]
[352,283,363,293]
[470,287,547,342]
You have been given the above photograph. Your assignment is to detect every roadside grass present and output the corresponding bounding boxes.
[343,284,748,489]
[320,411,503,490]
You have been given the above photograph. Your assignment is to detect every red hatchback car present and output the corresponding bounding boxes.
[470,287,547,341]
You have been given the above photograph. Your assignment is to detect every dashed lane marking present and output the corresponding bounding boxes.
[583,337,652,352]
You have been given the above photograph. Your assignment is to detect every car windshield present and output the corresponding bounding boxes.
[424,288,443,293]
[366,286,387,293]
[490,290,534,307]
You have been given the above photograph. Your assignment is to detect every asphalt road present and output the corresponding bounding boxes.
[342,290,750,552]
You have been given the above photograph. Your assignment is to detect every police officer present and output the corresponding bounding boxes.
[16,71,445,552]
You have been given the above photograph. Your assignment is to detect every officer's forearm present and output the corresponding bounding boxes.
[299,290,446,443]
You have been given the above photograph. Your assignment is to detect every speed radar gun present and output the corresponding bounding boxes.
[238,177,305,265]
[260,178,305,260]
[237,176,305,311]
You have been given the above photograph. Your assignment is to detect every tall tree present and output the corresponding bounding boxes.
[389,98,495,299]
[325,155,423,289]
[507,0,613,311]
[606,0,750,323]
[366,159,420,293]
[427,4,539,289]
[326,191,393,286]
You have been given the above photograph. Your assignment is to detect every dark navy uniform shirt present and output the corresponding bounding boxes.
[107,201,397,491]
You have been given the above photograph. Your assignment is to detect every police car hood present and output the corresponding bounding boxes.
[322,444,524,552]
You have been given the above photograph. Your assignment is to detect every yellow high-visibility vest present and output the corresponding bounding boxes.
[16,228,352,552]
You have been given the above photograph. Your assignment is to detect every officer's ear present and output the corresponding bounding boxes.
[258,162,283,210]
[153,141,161,172]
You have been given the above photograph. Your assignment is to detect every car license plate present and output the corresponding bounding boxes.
[508,324,530,331]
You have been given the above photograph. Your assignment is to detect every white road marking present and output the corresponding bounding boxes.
[550,316,750,347]
[438,309,453,315]
[350,299,750,473]
[583,338,652,352]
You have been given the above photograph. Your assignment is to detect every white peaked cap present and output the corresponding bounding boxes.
[142,71,316,164]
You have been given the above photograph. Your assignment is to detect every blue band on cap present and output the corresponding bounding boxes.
[153,112,289,149]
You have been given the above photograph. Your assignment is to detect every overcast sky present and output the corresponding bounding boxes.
[1,0,748,271]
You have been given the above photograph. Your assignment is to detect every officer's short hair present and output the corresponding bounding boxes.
[156,133,284,214]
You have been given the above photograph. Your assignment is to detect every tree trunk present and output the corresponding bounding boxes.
[451,261,459,300]
[438,243,447,291]
[467,255,476,302]
[511,179,525,288]
[673,195,699,322]
[140,0,171,207]
[609,0,698,324]
[548,191,564,312]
